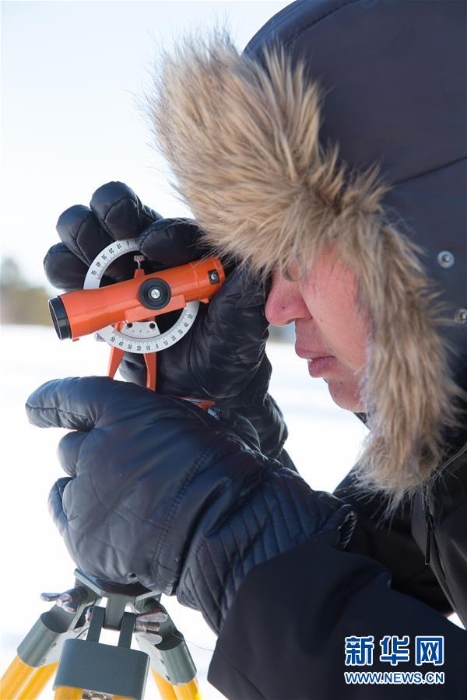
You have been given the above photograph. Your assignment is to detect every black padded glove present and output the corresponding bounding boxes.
[44,181,287,458]
[26,376,355,633]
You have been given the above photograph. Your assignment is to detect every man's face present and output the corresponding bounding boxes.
[265,249,369,412]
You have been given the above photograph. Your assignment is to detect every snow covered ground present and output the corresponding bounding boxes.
[0,324,367,698]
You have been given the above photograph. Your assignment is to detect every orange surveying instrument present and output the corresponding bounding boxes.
[1,240,225,700]
[49,238,224,393]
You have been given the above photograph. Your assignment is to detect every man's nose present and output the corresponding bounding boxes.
[265,270,308,326]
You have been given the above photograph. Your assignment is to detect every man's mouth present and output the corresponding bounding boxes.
[295,345,336,378]
[306,356,335,378]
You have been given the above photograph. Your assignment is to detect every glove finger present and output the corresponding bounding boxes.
[26,376,165,431]
[56,182,162,284]
[57,204,114,267]
[56,203,136,284]
[26,376,118,431]
[90,181,161,240]
[48,477,72,535]
[57,430,88,477]
[44,242,89,291]
[139,218,210,267]
[192,268,270,398]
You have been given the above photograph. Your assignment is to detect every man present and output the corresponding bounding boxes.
[28,0,467,697]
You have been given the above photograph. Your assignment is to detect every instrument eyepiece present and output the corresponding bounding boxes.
[49,297,71,340]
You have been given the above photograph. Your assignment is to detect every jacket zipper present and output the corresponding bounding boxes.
[423,442,467,566]
[422,493,448,580]
[423,503,434,565]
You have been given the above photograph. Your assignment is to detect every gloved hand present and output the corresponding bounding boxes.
[44,181,286,459]
[26,376,355,634]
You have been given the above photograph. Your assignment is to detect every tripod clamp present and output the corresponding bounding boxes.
[4,569,199,699]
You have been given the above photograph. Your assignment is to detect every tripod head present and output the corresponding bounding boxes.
[3,569,201,699]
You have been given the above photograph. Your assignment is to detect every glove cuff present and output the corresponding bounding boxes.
[177,465,356,634]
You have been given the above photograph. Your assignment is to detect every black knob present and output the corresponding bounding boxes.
[138,278,172,310]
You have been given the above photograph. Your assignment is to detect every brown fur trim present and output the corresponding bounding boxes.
[149,33,458,505]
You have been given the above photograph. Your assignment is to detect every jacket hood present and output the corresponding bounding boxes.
[149,0,466,504]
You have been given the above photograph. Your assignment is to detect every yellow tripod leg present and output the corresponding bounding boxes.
[173,678,202,700]
[16,662,58,699]
[151,670,178,699]
[54,687,83,700]
[1,655,36,698]
[150,672,202,700]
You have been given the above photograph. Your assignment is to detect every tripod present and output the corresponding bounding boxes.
[1,569,202,699]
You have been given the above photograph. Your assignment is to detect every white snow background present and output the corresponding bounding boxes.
[0,324,367,698]
[2,1,462,695]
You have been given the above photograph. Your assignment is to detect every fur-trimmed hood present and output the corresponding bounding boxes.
[149,0,467,504]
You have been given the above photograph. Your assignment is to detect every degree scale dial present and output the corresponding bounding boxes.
[84,238,199,354]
